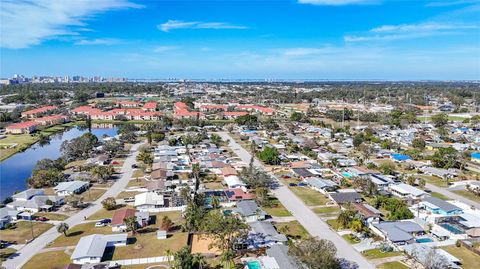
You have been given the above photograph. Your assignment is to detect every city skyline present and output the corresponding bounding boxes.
[1,0,480,80]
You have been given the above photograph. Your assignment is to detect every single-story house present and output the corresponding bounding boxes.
[404,244,461,269]
[111,208,149,232]
[389,183,427,200]
[352,203,381,223]
[265,244,298,269]
[370,221,424,245]
[224,188,254,202]
[246,221,288,249]
[71,234,128,264]
[420,197,463,216]
[233,200,266,222]
[329,191,362,205]
[134,192,165,212]
[421,167,457,179]
[0,207,19,228]
[306,178,338,193]
[390,153,412,162]
[7,195,64,213]
[11,189,44,201]
[53,181,89,196]
[224,175,247,190]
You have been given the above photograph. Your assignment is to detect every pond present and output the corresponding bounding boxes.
[0,126,117,200]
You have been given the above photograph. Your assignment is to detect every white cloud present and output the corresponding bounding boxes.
[158,20,247,32]
[298,0,377,5]
[74,38,120,46]
[0,0,142,49]
[279,47,334,56]
[153,46,178,53]
[345,22,479,42]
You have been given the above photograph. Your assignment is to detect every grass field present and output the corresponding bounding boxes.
[33,212,68,221]
[0,134,39,161]
[326,219,341,230]
[452,190,480,204]
[288,186,329,206]
[106,232,188,260]
[442,245,480,269]
[0,221,52,244]
[273,221,309,240]
[79,188,107,202]
[49,222,112,247]
[419,175,449,187]
[262,197,291,217]
[22,250,70,269]
[377,261,409,269]
[312,206,340,215]
[361,248,403,259]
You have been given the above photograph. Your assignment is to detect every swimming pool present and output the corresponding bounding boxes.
[440,223,464,234]
[246,261,262,269]
[342,172,353,178]
[416,238,433,243]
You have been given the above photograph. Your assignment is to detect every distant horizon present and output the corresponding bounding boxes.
[1,0,479,80]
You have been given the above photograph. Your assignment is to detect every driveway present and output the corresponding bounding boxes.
[217,132,374,269]
[3,143,144,269]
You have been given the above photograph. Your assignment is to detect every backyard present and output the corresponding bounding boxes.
[441,245,480,269]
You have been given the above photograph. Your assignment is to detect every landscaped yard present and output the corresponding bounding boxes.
[33,212,68,221]
[288,186,329,206]
[0,248,16,262]
[273,221,309,240]
[342,234,360,244]
[22,250,70,269]
[262,197,291,217]
[106,232,188,260]
[452,190,480,204]
[49,222,112,247]
[441,245,480,269]
[312,206,340,215]
[0,221,52,244]
[326,219,341,230]
[377,261,409,269]
[0,134,39,161]
[361,248,403,259]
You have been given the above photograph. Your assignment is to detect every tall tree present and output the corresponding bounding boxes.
[289,237,341,269]
[57,222,69,237]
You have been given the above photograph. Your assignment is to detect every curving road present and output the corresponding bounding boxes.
[3,143,143,269]
[217,132,375,269]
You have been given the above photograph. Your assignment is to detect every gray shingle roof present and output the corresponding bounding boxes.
[248,222,287,242]
[234,200,265,217]
[423,197,461,213]
[373,221,424,243]
[266,244,298,269]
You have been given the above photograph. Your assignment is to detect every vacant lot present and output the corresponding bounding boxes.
[442,245,480,269]
[49,222,112,247]
[288,186,329,206]
[0,221,52,244]
[106,232,188,260]
[79,188,107,202]
[22,250,70,269]
[273,221,309,240]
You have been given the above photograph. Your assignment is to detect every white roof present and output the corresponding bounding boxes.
[260,256,281,269]
[71,233,127,260]
[134,192,164,207]
[390,183,426,197]
[224,176,245,188]
[54,181,88,193]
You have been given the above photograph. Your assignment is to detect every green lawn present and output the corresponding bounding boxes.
[312,206,340,215]
[107,232,188,260]
[452,190,480,204]
[441,245,480,269]
[79,188,107,202]
[49,222,112,247]
[326,219,341,230]
[273,221,309,240]
[361,248,403,259]
[288,186,329,206]
[22,250,70,269]
[33,212,68,221]
[0,221,52,244]
[418,175,449,187]
[342,234,360,244]
[429,192,450,200]
[0,134,39,161]
[377,261,409,269]
[262,197,292,217]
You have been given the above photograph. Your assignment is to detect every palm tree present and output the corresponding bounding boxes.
[219,250,235,269]
[57,222,69,237]
[124,216,138,234]
[192,163,201,191]
[192,253,206,269]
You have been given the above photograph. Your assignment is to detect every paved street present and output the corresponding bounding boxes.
[3,143,143,269]
[217,132,375,269]
[426,183,480,209]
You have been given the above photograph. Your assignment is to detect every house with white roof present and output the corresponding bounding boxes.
[71,234,127,264]
[134,192,165,212]
[223,175,247,191]
[389,183,427,200]
[53,181,89,196]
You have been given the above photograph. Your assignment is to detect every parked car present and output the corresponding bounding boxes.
[298,182,307,187]
[289,183,297,187]
[35,216,49,222]
[100,218,111,224]
[131,164,138,169]
[95,222,106,227]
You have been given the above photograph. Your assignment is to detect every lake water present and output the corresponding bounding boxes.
[0,126,117,200]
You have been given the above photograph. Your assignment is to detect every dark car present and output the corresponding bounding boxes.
[36,216,49,222]
[289,183,297,187]
[131,164,138,169]
[101,218,112,224]
[298,182,307,187]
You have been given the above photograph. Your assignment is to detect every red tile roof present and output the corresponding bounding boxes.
[111,208,136,225]
[143,101,157,109]
[6,121,37,129]
[224,189,254,201]
[22,106,57,116]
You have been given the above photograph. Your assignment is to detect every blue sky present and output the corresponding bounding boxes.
[1,0,479,80]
